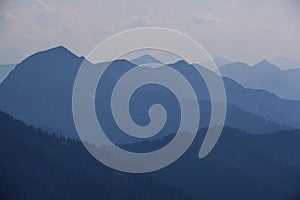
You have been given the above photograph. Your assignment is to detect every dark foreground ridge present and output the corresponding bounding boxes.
[0,111,196,200]
[1,110,300,200]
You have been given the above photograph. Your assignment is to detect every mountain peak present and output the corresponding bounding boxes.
[14,46,81,70]
[257,59,272,65]
[173,59,190,66]
[130,54,163,65]
[213,56,233,67]
[50,45,68,51]
[41,46,78,57]
[220,62,250,69]
[111,58,134,67]
[253,60,281,71]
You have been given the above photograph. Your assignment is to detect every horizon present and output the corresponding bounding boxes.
[1,45,298,71]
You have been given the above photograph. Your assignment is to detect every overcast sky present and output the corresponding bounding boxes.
[0,0,299,66]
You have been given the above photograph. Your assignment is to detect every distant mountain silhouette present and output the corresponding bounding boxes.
[0,46,83,137]
[0,46,298,141]
[213,56,233,67]
[0,64,15,83]
[271,56,300,69]
[219,60,300,100]
[200,56,233,68]
[1,110,300,200]
[130,54,164,65]
[182,61,300,129]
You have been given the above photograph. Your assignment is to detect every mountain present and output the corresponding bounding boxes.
[181,61,300,129]
[200,56,233,68]
[130,54,164,65]
[271,56,300,69]
[219,60,300,100]
[0,46,83,138]
[0,111,196,200]
[1,110,300,200]
[213,56,233,67]
[0,64,15,83]
[152,127,300,200]
[0,46,298,141]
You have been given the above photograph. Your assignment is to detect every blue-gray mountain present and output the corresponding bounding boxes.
[0,64,15,83]
[1,110,300,200]
[130,54,164,65]
[0,46,298,141]
[200,56,233,68]
[271,56,300,69]
[219,60,300,100]
[0,111,196,200]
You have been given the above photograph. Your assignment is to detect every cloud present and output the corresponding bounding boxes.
[191,13,216,25]
[0,0,9,10]
[0,0,11,17]
[32,0,87,31]
[0,0,299,65]
[126,16,154,28]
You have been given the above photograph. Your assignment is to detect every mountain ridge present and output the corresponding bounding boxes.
[1,109,300,200]
[0,46,298,140]
[220,60,300,100]
[0,64,16,83]
[130,54,164,65]
[0,110,197,200]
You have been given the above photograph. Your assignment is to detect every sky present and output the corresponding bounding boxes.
[0,0,299,66]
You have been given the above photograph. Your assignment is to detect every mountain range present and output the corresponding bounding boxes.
[271,56,300,69]
[219,60,300,100]
[200,56,233,68]
[0,110,195,200]
[1,46,300,199]
[1,110,300,200]
[0,46,299,141]
[130,54,164,65]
